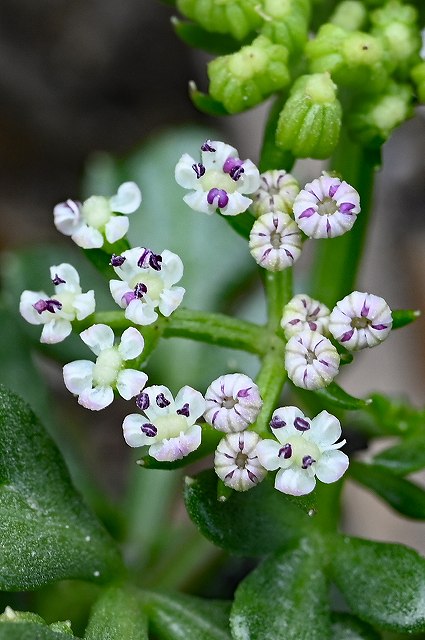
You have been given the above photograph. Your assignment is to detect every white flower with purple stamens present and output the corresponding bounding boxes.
[63,324,147,411]
[285,330,340,390]
[109,247,185,325]
[256,406,349,496]
[204,373,263,432]
[249,211,303,271]
[54,182,142,249]
[175,139,260,216]
[293,174,360,239]
[281,294,330,339]
[214,431,267,492]
[251,169,300,217]
[19,263,95,344]
[122,385,206,461]
[329,291,393,351]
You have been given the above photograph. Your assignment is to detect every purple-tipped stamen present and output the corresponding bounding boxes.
[110,254,126,267]
[302,455,315,469]
[156,393,170,408]
[134,283,148,299]
[149,253,162,271]
[278,443,292,459]
[122,291,136,306]
[141,423,157,437]
[201,140,215,152]
[177,403,190,417]
[270,416,286,429]
[207,188,229,209]
[135,392,150,411]
[294,417,310,431]
[236,387,251,398]
[51,274,66,286]
[192,163,206,179]
[33,298,62,314]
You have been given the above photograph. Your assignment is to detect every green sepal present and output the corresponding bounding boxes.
[330,612,381,639]
[372,434,425,475]
[391,308,421,329]
[176,0,261,41]
[188,82,230,116]
[365,392,425,437]
[314,381,371,411]
[183,469,313,556]
[259,0,311,56]
[349,461,425,520]
[171,17,246,55]
[84,586,148,639]
[331,535,425,633]
[230,542,332,640]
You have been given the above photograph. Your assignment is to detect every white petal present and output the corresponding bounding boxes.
[109,182,142,214]
[174,386,206,423]
[309,411,342,449]
[275,467,316,495]
[149,425,202,461]
[73,291,96,320]
[53,200,82,236]
[118,327,145,360]
[221,192,252,216]
[104,215,129,244]
[125,300,158,325]
[123,414,152,447]
[143,385,175,420]
[63,360,94,394]
[80,324,115,355]
[175,153,199,189]
[116,369,148,400]
[256,439,284,471]
[161,250,184,286]
[183,191,213,215]
[19,290,48,325]
[110,280,130,308]
[239,159,260,193]
[40,319,72,344]
[315,450,349,483]
[158,286,185,317]
[270,406,306,440]
[78,385,114,411]
[50,263,80,291]
[71,225,104,249]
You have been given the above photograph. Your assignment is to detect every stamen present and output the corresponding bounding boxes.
[51,274,66,286]
[270,416,286,429]
[135,392,150,410]
[134,283,147,298]
[302,455,316,469]
[192,163,206,179]
[110,254,126,267]
[278,443,292,459]
[141,423,157,437]
[156,393,170,408]
[207,188,229,209]
[201,140,215,152]
[33,299,62,314]
[236,387,251,398]
[294,417,310,431]
[177,403,190,417]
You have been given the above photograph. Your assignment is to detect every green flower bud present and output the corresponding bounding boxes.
[329,1,367,31]
[411,62,425,103]
[176,0,261,41]
[208,35,290,113]
[276,73,342,159]
[258,0,311,56]
[347,82,413,147]
[306,24,389,92]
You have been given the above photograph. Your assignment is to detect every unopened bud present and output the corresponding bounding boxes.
[176,0,261,41]
[330,1,367,31]
[259,0,311,56]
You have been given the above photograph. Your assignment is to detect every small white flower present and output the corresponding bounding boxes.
[54,182,142,249]
[204,373,263,432]
[109,247,185,325]
[329,291,393,351]
[256,406,349,496]
[293,174,360,239]
[285,330,340,390]
[19,263,95,344]
[214,431,267,492]
[122,385,206,461]
[281,294,330,339]
[251,169,300,216]
[175,139,260,216]
[249,211,303,271]
[63,324,147,411]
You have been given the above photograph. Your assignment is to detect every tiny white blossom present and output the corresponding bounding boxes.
[214,431,267,492]
[54,182,142,249]
[256,406,349,496]
[281,294,330,339]
[123,385,206,461]
[251,169,300,216]
[249,211,303,271]
[109,247,185,325]
[204,373,263,432]
[19,263,95,344]
[329,291,393,351]
[285,330,340,390]
[63,324,147,411]
[175,139,260,216]
[293,174,360,239]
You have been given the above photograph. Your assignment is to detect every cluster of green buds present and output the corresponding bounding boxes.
[174,0,424,157]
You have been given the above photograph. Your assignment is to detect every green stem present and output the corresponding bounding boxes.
[263,269,293,334]
[254,335,287,437]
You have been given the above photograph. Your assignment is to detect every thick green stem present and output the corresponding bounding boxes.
[253,335,287,437]
[263,269,293,335]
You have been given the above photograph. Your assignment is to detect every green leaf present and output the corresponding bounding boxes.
[188,82,230,116]
[142,590,231,640]
[0,385,123,590]
[349,461,425,519]
[171,18,244,55]
[184,469,313,556]
[391,309,421,329]
[84,586,148,639]
[373,435,425,475]
[230,542,331,640]
[366,393,425,437]
[314,382,372,411]
[331,536,425,632]
[330,612,381,639]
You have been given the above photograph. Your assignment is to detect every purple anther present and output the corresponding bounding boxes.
[278,443,292,459]
[192,163,205,179]
[340,329,355,343]
[308,322,317,331]
[137,248,151,268]
[141,423,157,437]
[223,157,244,181]
[360,301,370,317]
[302,455,315,469]
[122,291,136,306]
[299,207,316,219]
[110,254,126,267]
[201,140,215,152]
[270,416,286,429]
[51,274,66,286]
[236,387,251,399]
[135,392,150,411]
[33,298,62,314]
[328,183,339,198]
[134,283,148,299]
[149,253,162,271]
[371,324,388,330]
[294,417,310,431]
[207,188,229,209]
[156,393,170,408]
[289,319,301,326]
[247,470,258,484]
[339,202,356,214]
[177,403,190,417]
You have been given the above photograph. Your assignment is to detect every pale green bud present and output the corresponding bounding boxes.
[330,1,367,31]
[208,36,290,114]
[258,0,311,56]
[176,0,261,41]
[276,73,342,159]
[411,62,425,103]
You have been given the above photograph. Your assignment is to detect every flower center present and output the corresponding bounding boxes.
[287,435,320,468]
[200,170,238,194]
[235,452,248,468]
[93,347,122,387]
[82,196,112,228]
[270,231,282,249]
[222,396,237,409]
[129,273,164,302]
[305,349,317,365]
[154,414,188,439]
[351,316,371,329]
[317,197,338,217]
[55,291,77,316]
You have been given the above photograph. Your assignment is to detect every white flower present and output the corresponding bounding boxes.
[122,385,206,461]
[214,431,267,492]
[293,174,360,239]
[19,263,95,344]
[256,406,349,496]
[63,324,147,411]
[281,294,330,339]
[204,373,263,432]
[285,330,340,390]
[109,247,185,325]
[329,291,393,351]
[251,169,300,216]
[54,182,142,249]
[249,211,303,271]
[175,139,260,216]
